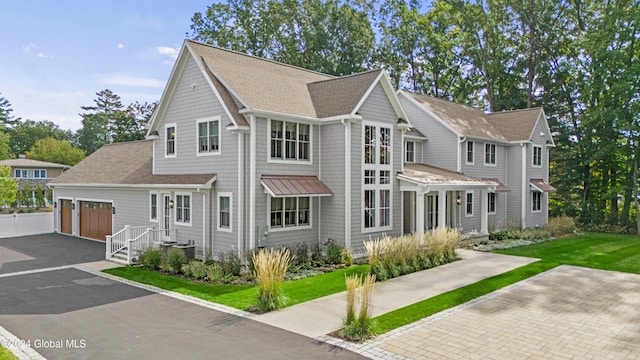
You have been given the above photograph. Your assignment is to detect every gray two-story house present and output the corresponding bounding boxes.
[50,40,554,262]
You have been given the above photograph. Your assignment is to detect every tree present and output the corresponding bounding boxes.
[0,165,18,208]
[26,137,85,166]
[76,89,123,154]
[111,101,157,143]
[0,93,19,130]
[0,132,11,160]
[9,119,70,157]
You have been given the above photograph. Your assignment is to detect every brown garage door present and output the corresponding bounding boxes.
[79,201,112,241]
[60,199,73,235]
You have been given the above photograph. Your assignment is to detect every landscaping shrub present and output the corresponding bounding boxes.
[293,242,310,267]
[326,243,343,265]
[340,248,353,266]
[544,216,576,236]
[310,241,323,264]
[184,260,207,280]
[218,251,242,277]
[206,264,223,282]
[253,248,291,312]
[167,248,186,274]
[139,248,162,270]
[342,273,377,341]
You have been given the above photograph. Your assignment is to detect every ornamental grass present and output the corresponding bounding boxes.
[252,247,292,312]
[343,273,377,341]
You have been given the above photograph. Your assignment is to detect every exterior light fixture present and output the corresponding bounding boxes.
[456,195,462,206]
[72,203,76,210]
[112,206,116,215]
[169,200,174,209]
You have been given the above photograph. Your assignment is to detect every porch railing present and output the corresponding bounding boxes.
[106,225,148,260]
[126,228,177,264]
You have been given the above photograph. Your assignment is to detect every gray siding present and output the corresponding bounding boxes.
[319,123,346,247]
[525,120,551,228]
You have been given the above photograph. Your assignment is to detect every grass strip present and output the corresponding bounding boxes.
[373,260,557,334]
[0,346,18,360]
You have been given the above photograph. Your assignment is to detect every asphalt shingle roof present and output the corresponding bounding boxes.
[0,158,70,169]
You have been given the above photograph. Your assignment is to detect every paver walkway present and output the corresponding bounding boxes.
[253,250,537,338]
[331,265,640,359]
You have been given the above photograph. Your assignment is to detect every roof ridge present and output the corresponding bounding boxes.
[308,69,382,85]
[487,107,542,115]
[187,40,335,80]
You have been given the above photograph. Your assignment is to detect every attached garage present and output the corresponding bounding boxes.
[60,199,73,235]
[79,201,112,241]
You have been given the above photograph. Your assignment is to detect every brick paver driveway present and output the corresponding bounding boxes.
[366,266,640,359]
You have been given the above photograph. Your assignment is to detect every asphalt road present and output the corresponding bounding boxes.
[0,234,364,360]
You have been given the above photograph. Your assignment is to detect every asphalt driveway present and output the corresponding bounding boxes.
[0,234,364,359]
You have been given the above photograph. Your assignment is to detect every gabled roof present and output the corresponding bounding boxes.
[50,141,215,187]
[0,158,70,169]
[401,91,547,143]
[308,69,383,118]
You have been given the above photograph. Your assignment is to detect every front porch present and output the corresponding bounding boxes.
[106,225,195,264]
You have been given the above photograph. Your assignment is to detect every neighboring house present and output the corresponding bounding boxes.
[398,91,555,235]
[0,157,70,206]
[50,40,554,262]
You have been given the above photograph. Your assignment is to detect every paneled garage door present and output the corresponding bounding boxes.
[60,199,73,235]
[79,201,112,241]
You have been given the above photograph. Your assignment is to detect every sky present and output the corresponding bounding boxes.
[0,0,214,131]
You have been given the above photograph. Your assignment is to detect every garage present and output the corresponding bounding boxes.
[60,199,73,235]
[79,201,112,241]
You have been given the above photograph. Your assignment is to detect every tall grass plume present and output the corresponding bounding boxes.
[252,247,291,312]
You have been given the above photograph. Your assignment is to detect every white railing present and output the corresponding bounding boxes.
[105,225,151,261]
[126,228,177,264]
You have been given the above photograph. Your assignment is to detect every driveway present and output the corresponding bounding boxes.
[0,234,364,359]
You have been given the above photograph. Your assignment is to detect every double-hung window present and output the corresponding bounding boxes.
[405,141,415,163]
[532,191,542,212]
[467,141,474,164]
[466,191,474,216]
[270,120,310,162]
[198,117,220,154]
[150,192,158,221]
[533,145,542,167]
[363,123,392,231]
[484,143,496,165]
[218,194,231,231]
[175,194,191,225]
[270,197,310,229]
[166,124,176,157]
[488,192,496,214]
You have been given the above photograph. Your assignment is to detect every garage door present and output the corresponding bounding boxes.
[79,201,112,241]
[60,199,73,235]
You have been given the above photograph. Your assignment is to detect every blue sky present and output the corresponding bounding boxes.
[0,0,213,131]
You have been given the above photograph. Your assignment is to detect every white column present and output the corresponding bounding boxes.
[480,189,488,234]
[416,190,425,242]
[437,189,446,230]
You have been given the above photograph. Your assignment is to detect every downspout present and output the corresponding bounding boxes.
[249,115,257,250]
[318,125,322,243]
[457,136,467,173]
[341,118,352,250]
[237,130,245,258]
[521,143,527,229]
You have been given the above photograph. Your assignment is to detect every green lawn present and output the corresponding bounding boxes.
[373,232,640,334]
[0,346,18,360]
[104,264,369,310]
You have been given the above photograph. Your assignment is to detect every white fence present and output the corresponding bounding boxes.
[0,212,54,238]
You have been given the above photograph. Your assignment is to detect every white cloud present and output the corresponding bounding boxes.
[36,52,52,59]
[22,43,38,53]
[154,46,178,59]
[101,73,165,88]
[117,43,125,49]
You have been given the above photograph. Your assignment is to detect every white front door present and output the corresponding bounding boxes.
[162,194,171,241]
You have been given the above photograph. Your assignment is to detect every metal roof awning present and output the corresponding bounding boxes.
[261,175,333,197]
[482,178,511,192]
[530,179,556,192]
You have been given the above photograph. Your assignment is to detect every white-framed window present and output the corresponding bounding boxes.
[197,117,220,155]
[405,141,415,163]
[218,193,232,231]
[466,141,474,164]
[175,193,191,225]
[532,191,542,212]
[484,143,496,165]
[363,122,393,231]
[150,192,158,222]
[165,123,176,157]
[269,120,310,162]
[14,169,46,179]
[466,191,474,216]
[269,196,311,230]
[488,192,496,214]
[533,145,542,167]
[14,169,20,178]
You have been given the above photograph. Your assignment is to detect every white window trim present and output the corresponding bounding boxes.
[488,192,496,215]
[362,121,393,233]
[149,191,159,223]
[532,145,542,167]
[267,118,313,165]
[174,192,192,226]
[465,190,474,217]
[196,116,221,156]
[532,191,542,213]
[405,141,415,163]
[267,196,313,232]
[217,192,232,232]
[484,143,497,166]
[466,141,474,165]
[165,123,177,158]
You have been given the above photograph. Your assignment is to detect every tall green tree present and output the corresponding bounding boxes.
[9,119,70,157]
[0,132,11,160]
[76,89,123,154]
[0,93,19,130]
[26,137,85,166]
[111,101,157,143]
[0,165,18,208]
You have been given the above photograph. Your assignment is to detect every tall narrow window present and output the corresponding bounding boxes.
[198,118,220,153]
[166,125,176,156]
[467,141,474,164]
[270,198,283,227]
[405,141,415,163]
[364,125,375,164]
[285,122,297,159]
[484,143,496,165]
[488,192,496,214]
[284,197,297,226]
[533,145,542,167]
[298,197,309,225]
[298,124,310,160]
[175,194,190,224]
[466,191,474,216]
[150,193,158,221]
[363,123,393,231]
[380,190,390,226]
[364,190,376,228]
[380,128,390,165]
[532,191,542,212]
[219,195,230,230]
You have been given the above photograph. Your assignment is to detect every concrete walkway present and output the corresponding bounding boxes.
[253,250,537,338]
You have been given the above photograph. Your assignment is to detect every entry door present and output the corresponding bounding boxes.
[162,194,171,241]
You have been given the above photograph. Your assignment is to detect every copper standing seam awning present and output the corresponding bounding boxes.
[482,178,511,192]
[530,179,556,192]
[261,175,333,197]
